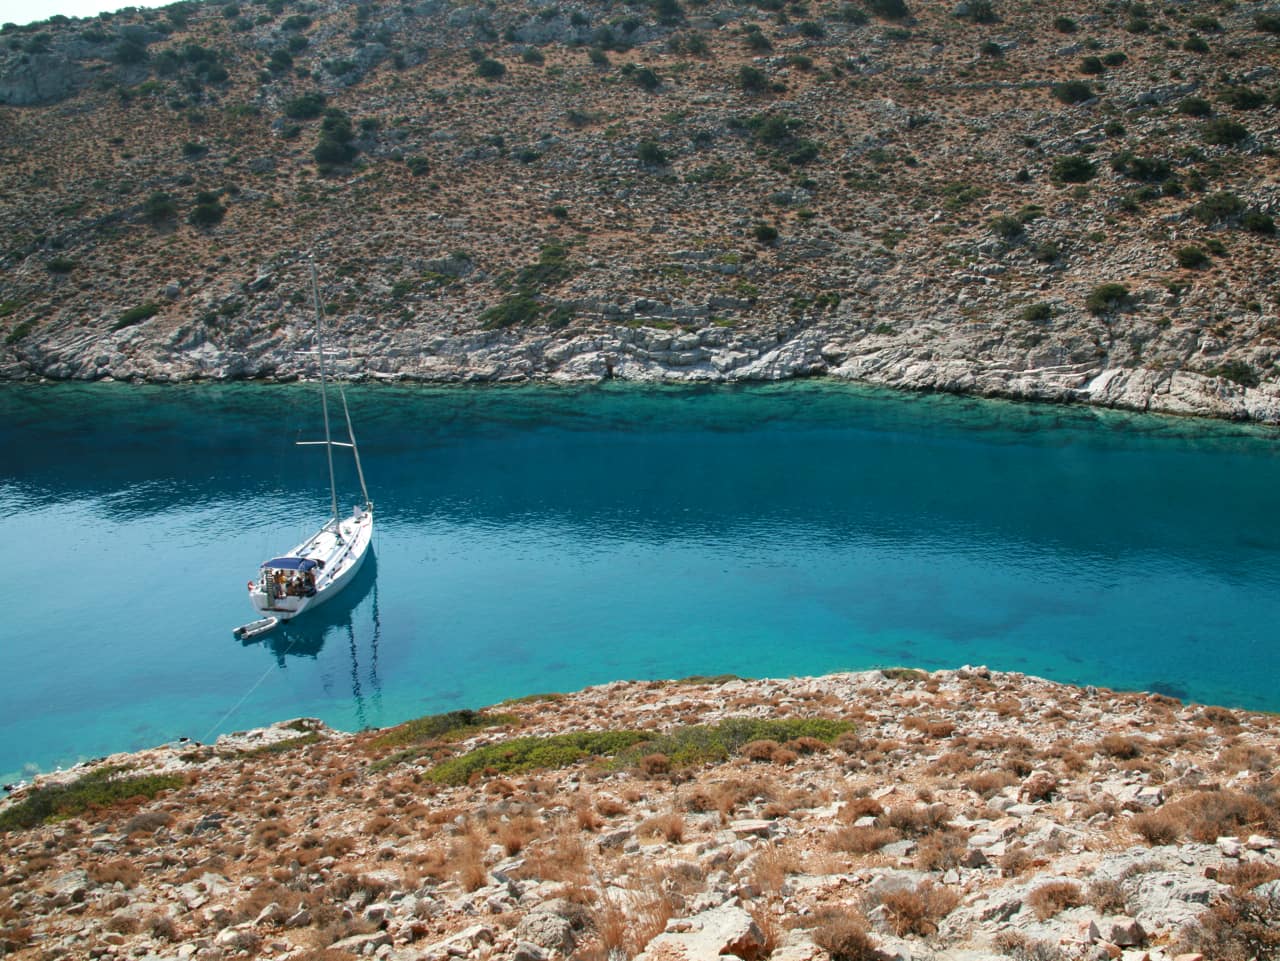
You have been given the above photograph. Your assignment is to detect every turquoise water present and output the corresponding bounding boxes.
[3,381,1280,784]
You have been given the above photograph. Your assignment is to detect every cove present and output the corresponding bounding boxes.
[2,380,1279,785]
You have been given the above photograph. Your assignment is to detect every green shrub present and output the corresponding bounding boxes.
[480,293,544,329]
[114,39,147,64]
[979,40,1002,57]
[1051,81,1094,105]
[370,708,515,750]
[1177,97,1212,117]
[1219,87,1266,111]
[867,0,910,20]
[284,92,326,119]
[739,64,768,92]
[1183,35,1209,53]
[1022,303,1052,322]
[652,0,683,22]
[4,319,35,346]
[1051,155,1095,183]
[629,65,661,90]
[743,26,772,51]
[314,109,358,171]
[1188,15,1221,32]
[1243,211,1276,235]
[0,766,184,831]
[422,717,855,785]
[1175,245,1209,269]
[754,223,779,244]
[1206,360,1260,388]
[615,717,855,769]
[1102,51,1127,67]
[1202,117,1249,146]
[46,257,75,273]
[426,730,650,784]
[1085,283,1130,315]
[989,215,1023,241]
[1080,55,1104,75]
[1111,150,1170,182]
[475,58,506,79]
[1053,15,1077,33]
[1255,13,1280,34]
[1189,192,1244,224]
[188,197,226,226]
[637,140,668,166]
[957,0,997,22]
[115,302,160,329]
[405,155,429,176]
[839,4,869,24]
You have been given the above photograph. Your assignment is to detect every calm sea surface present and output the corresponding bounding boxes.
[3,381,1279,783]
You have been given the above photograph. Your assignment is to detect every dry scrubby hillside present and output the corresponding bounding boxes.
[1,0,1280,417]
[2,669,1280,961]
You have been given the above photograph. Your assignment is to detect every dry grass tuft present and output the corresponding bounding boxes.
[452,830,488,892]
[88,859,142,888]
[829,825,898,854]
[1171,890,1280,961]
[914,830,968,871]
[810,907,878,961]
[877,880,960,936]
[637,811,684,843]
[1132,787,1277,845]
[498,815,540,855]
[585,888,673,961]
[1026,880,1085,920]
[964,770,1018,798]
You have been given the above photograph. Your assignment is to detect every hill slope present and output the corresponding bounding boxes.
[2,0,1280,419]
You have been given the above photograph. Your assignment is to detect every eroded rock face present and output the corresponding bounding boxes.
[0,53,85,106]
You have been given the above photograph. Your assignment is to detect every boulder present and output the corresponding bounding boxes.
[636,903,766,961]
[514,910,576,953]
[1107,917,1146,947]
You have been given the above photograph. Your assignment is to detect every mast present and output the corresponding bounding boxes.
[309,259,340,527]
[337,383,371,511]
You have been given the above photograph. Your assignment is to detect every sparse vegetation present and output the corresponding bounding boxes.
[1085,283,1130,315]
[0,766,183,831]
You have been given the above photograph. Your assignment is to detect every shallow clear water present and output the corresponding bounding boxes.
[3,381,1280,784]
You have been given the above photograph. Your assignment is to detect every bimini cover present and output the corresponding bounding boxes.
[261,557,319,571]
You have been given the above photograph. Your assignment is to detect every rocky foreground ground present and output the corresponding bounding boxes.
[3,668,1279,961]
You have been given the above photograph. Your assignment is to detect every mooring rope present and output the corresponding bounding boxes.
[198,632,299,746]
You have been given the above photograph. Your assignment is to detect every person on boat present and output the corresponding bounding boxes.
[303,570,316,595]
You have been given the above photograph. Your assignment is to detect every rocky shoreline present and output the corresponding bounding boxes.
[7,318,1280,426]
[3,667,1278,961]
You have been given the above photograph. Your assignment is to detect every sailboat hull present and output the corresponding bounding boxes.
[248,507,373,621]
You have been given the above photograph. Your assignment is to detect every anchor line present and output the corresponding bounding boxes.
[198,634,300,745]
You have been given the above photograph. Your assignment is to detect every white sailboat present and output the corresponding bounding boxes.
[235,262,374,639]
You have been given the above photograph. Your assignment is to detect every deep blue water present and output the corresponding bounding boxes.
[2,381,1280,784]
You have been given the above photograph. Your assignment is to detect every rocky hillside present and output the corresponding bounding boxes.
[2,668,1279,961]
[2,0,1280,419]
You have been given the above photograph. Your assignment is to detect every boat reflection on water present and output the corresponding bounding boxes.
[237,552,382,729]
